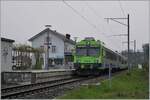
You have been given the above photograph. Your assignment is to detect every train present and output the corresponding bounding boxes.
[73,37,127,76]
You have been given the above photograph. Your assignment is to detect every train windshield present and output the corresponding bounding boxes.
[76,47,100,56]
[88,48,99,56]
[76,47,87,56]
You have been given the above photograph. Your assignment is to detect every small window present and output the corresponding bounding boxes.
[52,46,56,53]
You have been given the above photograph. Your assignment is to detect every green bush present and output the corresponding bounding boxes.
[33,58,43,70]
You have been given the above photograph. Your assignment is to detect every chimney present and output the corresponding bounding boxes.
[66,34,70,39]
[45,25,52,28]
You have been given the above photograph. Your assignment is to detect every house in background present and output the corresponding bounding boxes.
[28,28,75,69]
[1,37,15,72]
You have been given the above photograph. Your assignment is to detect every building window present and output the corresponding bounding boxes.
[52,46,56,53]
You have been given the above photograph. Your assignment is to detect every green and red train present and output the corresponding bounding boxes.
[73,37,127,76]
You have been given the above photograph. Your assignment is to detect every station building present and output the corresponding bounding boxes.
[28,28,75,69]
[1,37,15,72]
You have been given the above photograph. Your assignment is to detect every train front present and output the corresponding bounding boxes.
[73,37,103,75]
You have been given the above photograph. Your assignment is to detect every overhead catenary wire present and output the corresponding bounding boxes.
[84,2,112,38]
[118,0,126,17]
[118,0,130,52]
[84,2,106,36]
[84,2,122,50]
[62,0,101,33]
[84,2,114,37]
[63,1,124,51]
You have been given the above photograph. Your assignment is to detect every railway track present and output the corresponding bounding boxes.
[26,70,126,99]
[2,69,126,99]
[1,76,92,99]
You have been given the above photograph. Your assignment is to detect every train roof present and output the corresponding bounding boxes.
[76,38,101,47]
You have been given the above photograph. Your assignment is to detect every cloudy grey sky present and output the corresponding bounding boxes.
[1,1,149,52]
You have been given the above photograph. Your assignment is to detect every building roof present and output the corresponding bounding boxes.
[1,37,15,43]
[28,28,75,45]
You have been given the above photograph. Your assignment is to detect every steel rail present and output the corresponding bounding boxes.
[2,76,75,95]
[1,77,89,99]
[2,69,127,99]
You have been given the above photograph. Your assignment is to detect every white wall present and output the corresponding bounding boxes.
[31,31,65,59]
[1,41,13,72]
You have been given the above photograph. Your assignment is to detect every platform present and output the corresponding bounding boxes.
[3,68,75,73]
[2,68,75,85]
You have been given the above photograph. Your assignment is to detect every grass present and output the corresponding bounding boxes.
[59,68,149,99]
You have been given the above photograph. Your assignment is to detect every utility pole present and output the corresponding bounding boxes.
[45,25,51,70]
[134,40,136,67]
[105,14,130,72]
[127,14,130,71]
[134,40,136,53]
[122,40,136,53]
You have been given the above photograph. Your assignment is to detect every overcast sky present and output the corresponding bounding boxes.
[1,1,149,52]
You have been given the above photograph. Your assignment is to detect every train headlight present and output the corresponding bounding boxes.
[81,65,84,69]
[90,65,93,69]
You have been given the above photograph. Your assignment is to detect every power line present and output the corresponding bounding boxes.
[118,0,126,17]
[86,3,123,48]
[104,20,123,50]
[84,2,106,35]
[62,0,100,33]
[84,2,113,38]
[84,2,117,37]
[105,14,131,73]
[63,1,123,51]
[84,2,123,50]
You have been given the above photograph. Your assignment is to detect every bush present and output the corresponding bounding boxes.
[33,58,43,70]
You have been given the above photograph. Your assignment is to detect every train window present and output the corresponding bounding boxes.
[88,48,99,56]
[105,50,110,59]
[111,54,115,61]
[76,47,87,56]
[105,50,117,61]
